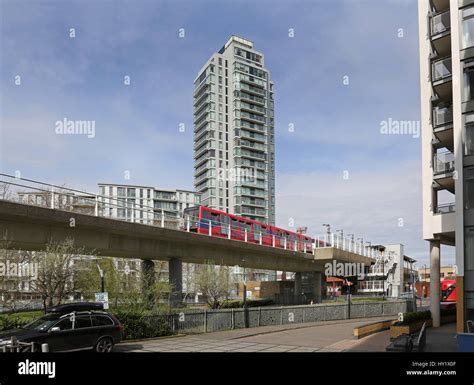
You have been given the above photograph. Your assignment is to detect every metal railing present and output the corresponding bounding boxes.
[433,105,453,127]
[313,234,379,258]
[432,57,452,82]
[0,173,377,258]
[430,10,450,36]
[433,151,455,175]
[435,202,455,214]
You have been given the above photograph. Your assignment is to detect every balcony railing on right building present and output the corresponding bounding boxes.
[433,151,455,175]
[432,105,453,127]
[434,202,455,214]
[432,57,452,82]
[431,10,450,37]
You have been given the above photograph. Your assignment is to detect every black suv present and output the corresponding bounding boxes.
[0,303,123,352]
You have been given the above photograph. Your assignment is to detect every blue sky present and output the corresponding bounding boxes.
[0,0,453,266]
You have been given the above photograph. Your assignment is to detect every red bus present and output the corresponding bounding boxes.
[183,205,315,253]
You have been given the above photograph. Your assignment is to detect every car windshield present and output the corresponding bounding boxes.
[22,314,59,331]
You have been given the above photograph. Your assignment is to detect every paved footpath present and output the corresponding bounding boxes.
[116,316,395,353]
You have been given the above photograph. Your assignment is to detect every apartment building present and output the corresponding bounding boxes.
[193,35,275,225]
[98,183,201,224]
[418,0,474,332]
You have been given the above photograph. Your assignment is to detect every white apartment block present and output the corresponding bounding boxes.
[418,0,474,332]
[98,183,201,224]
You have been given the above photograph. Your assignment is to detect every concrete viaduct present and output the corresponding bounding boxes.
[0,200,375,304]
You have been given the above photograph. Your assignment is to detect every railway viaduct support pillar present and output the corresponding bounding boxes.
[294,272,302,302]
[169,258,183,307]
[313,272,322,303]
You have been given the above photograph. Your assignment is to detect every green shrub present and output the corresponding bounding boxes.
[0,314,38,331]
[395,310,431,326]
[114,311,173,340]
[220,298,274,309]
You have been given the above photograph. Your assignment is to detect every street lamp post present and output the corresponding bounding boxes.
[347,234,354,252]
[241,259,249,328]
[322,224,331,246]
[97,263,105,293]
[357,238,364,255]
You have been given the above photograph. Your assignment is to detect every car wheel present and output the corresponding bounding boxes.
[94,337,114,353]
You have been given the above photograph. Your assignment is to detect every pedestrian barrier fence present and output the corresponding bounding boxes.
[134,300,408,338]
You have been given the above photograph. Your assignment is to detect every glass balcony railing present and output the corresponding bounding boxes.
[433,105,453,127]
[431,10,450,36]
[435,202,455,214]
[433,151,455,175]
[432,57,452,82]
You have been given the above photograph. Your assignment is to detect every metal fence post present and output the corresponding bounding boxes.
[272,235,275,248]
[204,310,207,333]
[161,210,165,227]
[280,306,284,325]
[186,215,190,231]
[258,307,261,326]
[228,224,231,239]
[244,228,248,242]
[231,309,235,329]
[208,220,212,236]
[347,294,351,320]
[259,232,262,245]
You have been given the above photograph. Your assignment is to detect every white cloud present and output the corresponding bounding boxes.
[275,160,454,267]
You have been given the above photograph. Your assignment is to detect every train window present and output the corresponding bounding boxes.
[202,209,210,220]
[239,220,245,229]
[220,214,230,225]
[254,224,261,237]
[211,213,219,224]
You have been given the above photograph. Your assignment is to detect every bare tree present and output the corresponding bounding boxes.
[194,261,233,309]
[33,238,90,310]
[0,182,12,200]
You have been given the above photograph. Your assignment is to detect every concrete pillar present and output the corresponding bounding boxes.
[169,258,183,307]
[430,240,441,328]
[141,259,155,308]
[294,272,302,303]
[313,272,322,303]
[321,273,328,300]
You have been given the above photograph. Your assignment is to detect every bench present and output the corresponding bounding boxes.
[385,322,427,352]
[412,322,427,352]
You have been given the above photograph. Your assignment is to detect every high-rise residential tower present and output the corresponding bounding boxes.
[418,0,474,333]
[193,36,275,226]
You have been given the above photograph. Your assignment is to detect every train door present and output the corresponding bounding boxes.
[221,214,230,236]
[254,223,262,243]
